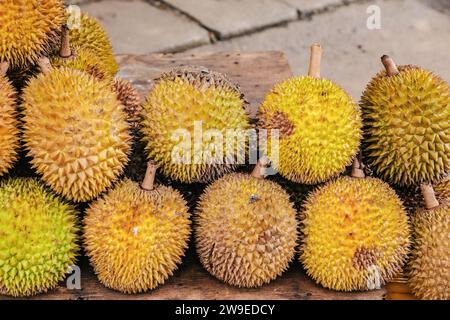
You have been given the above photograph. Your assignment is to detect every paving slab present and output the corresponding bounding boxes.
[281,0,345,13]
[188,0,450,101]
[79,0,210,54]
[164,0,298,39]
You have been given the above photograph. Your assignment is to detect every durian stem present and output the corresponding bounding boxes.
[0,61,9,76]
[308,43,323,78]
[251,157,269,179]
[381,55,399,76]
[60,25,72,58]
[351,156,365,178]
[37,56,52,74]
[141,161,158,191]
[420,183,439,210]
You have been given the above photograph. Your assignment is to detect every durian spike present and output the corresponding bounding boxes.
[37,56,52,74]
[308,43,323,78]
[381,55,400,76]
[420,183,439,210]
[141,161,158,191]
[251,157,270,179]
[0,61,9,76]
[59,25,72,58]
[351,155,365,178]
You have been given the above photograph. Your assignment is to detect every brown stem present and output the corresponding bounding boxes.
[37,56,52,74]
[60,25,72,58]
[0,61,9,77]
[251,157,269,179]
[420,183,439,210]
[351,155,365,178]
[308,43,323,78]
[381,55,399,76]
[141,161,158,191]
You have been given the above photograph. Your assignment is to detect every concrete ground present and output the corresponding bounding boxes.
[72,0,450,100]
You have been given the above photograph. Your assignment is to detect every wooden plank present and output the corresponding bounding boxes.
[0,52,386,300]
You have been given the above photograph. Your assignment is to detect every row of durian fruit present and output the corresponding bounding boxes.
[0,0,448,300]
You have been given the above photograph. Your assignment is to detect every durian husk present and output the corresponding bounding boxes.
[300,177,410,291]
[0,178,79,297]
[0,75,19,177]
[0,0,64,69]
[67,12,119,77]
[84,179,191,294]
[408,202,449,300]
[361,65,450,186]
[112,78,142,129]
[257,76,362,184]
[141,66,250,183]
[22,67,132,202]
[196,173,298,288]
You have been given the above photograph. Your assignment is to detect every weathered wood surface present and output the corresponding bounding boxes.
[0,52,387,300]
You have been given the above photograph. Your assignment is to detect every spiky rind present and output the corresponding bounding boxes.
[141,67,250,183]
[258,76,362,184]
[84,179,191,294]
[113,78,142,128]
[68,12,119,76]
[51,46,113,81]
[361,66,450,186]
[0,178,79,297]
[300,177,410,291]
[408,203,449,300]
[196,173,298,288]
[0,0,64,68]
[22,68,131,202]
[434,175,450,202]
[0,76,19,176]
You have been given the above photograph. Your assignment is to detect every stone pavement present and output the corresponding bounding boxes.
[70,0,450,99]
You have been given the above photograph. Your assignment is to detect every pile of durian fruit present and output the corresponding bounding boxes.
[0,1,448,300]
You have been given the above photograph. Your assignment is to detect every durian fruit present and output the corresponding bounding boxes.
[257,44,362,184]
[0,64,19,177]
[68,12,119,77]
[300,159,410,291]
[196,159,298,288]
[50,26,113,81]
[113,77,142,128]
[22,60,131,202]
[361,55,449,186]
[408,184,449,300]
[0,178,78,297]
[141,66,250,183]
[84,162,191,294]
[0,0,64,69]
[434,174,450,202]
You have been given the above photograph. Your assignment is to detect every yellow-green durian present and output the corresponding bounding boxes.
[258,44,362,184]
[141,66,250,183]
[0,178,78,297]
[0,75,19,176]
[300,176,410,291]
[84,163,191,294]
[22,67,131,202]
[408,201,449,300]
[434,175,450,202]
[361,56,449,186]
[68,12,119,77]
[196,165,298,288]
[51,46,113,81]
[0,0,64,68]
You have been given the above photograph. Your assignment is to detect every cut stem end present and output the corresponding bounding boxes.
[420,183,439,210]
[37,57,52,74]
[351,157,365,179]
[0,61,10,77]
[381,55,399,76]
[251,157,269,179]
[308,43,323,78]
[60,25,72,58]
[141,161,158,191]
